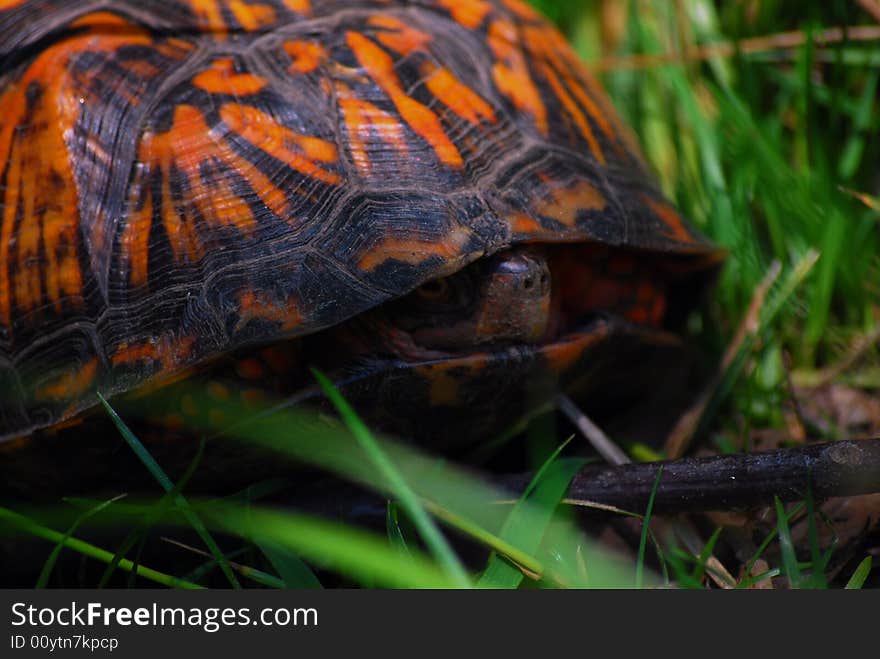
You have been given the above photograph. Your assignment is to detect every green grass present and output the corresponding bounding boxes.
[2,390,639,588]
[573,1,880,402]
[572,0,879,586]
[99,393,241,588]
[1,1,877,589]
[312,368,472,588]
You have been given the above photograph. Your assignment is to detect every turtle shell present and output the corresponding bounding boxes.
[0,0,722,442]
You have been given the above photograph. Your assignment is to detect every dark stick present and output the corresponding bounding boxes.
[305,440,880,521]
[541,439,880,513]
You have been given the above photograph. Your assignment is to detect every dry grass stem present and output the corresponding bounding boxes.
[557,393,631,466]
[593,25,880,71]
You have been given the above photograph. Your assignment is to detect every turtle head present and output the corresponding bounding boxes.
[385,246,553,352]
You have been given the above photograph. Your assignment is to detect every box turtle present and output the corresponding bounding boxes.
[0,0,724,454]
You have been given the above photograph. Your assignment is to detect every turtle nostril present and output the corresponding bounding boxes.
[523,277,535,290]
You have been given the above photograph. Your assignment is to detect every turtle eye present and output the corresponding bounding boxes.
[416,277,451,301]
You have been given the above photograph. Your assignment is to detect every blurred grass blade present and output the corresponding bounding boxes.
[386,502,414,558]
[740,502,805,586]
[838,69,879,180]
[691,527,724,585]
[774,497,802,588]
[158,538,286,588]
[660,539,704,589]
[478,446,584,588]
[99,437,208,587]
[119,380,690,588]
[210,505,459,589]
[844,557,872,590]
[312,369,471,588]
[36,495,125,588]
[0,506,202,589]
[99,393,241,588]
[636,466,663,588]
[423,502,545,582]
[803,488,828,589]
[693,250,819,441]
[256,539,323,589]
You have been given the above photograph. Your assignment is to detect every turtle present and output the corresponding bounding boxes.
[0,0,724,468]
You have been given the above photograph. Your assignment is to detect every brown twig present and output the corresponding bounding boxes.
[593,25,880,72]
[555,439,880,514]
[295,441,880,522]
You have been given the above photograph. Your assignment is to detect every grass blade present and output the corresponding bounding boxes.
[636,466,663,588]
[98,437,207,587]
[386,502,414,558]
[98,393,241,588]
[774,496,802,588]
[844,557,872,590]
[159,538,287,588]
[35,495,126,588]
[311,369,471,588]
[256,539,323,589]
[0,506,202,589]
[478,448,584,589]
[210,504,460,589]
[803,488,828,588]
[690,527,725,585]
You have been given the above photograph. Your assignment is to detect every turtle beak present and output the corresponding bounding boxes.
[473,247,552,344]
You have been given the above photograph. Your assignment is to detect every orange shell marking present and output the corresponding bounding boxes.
[534,179,607,227]
[192,59,268,95]
[125,105,266,284]
[487,17,548,135]
[522,24,621,163]
[228,0,277,30]
[284,40,328,74]
[346,31,463,168]
[501,0,542,20]
[0,21,151,324]
[366,16,496,127]
[422,63,498,126]
[368,15,433,53]
[281,0,311,15]
[358,225,473,272]
[219,104,341,183]
[640,194,698,244]
[438,0,493,29]
[36,358,99,401]
[234,290,303,333]
[188,0,228,33]
[111,335,198,372]
[335,81,408,177]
